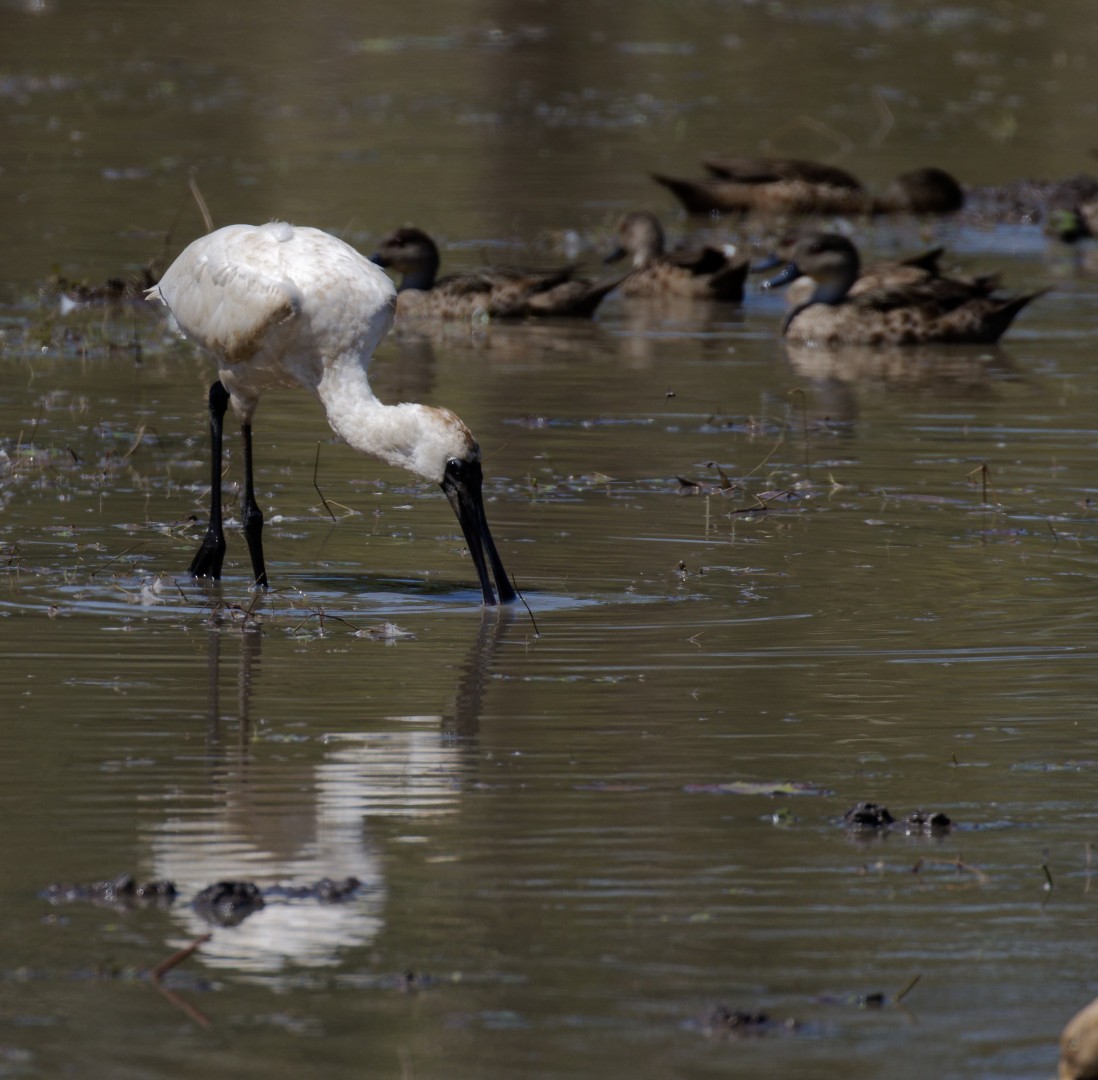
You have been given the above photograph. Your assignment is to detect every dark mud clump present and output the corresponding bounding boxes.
[842,802,895,830]
[40,873,177,910]
[193,881,266,926]
[42,874,366,926]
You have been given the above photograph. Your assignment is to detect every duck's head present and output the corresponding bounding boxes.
[605,210,666,269]
[761,232,861,305]
[761,232,862,335]
[371,227,441,290]
[884,167,965,214]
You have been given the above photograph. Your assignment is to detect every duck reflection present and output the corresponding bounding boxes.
[782,342,1022,428]
[149,610,513,975]
[616,296,746,370]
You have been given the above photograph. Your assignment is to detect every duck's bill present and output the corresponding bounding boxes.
[748,253,782,274]
[603,245,627,265]
[441,458,516,606]
[368,252,390,267]
[760,262,802,290]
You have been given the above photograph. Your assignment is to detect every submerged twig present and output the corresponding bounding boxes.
[148,933,213,1029]
[911,855,989,885]
[313,442,337,522]
[739,432,785,484]
[761,115,854,162]
[967,461,991,505]
[120,424,148,461]
[510,576,539,637]
[188,172,214,234]
[149,934,211,983]
[289,607,362,636]
[892,972,921,1004]
[89,542,148,577]
[870,88,895,147]
[788,387,810,480]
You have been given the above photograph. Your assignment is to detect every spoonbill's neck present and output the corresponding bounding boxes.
[316,358,436,479]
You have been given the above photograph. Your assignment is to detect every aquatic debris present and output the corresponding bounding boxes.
[573,781,651,793]
[684,780,831,797]
[844,803,954,836]
[40,873,177,909]
[909,856,989,886]
[261,877,362,903]
[42,875,366,926]
[703,1005,798,1038]
[905,809,952,835]
[842,802,895,830]
[816,973,921,1010]
[354,621,417,642]
[1011,760,1098,772]
[193,881,265,927]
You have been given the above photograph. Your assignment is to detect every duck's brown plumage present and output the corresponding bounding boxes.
[52,264,161,306]
[605,211,747,301]
[778,239,999,310]
[1060,995,1098,1080]
[653,158,964,217]
[702,156,864,190]
[763,232,1042,345]
[371,227,620,319]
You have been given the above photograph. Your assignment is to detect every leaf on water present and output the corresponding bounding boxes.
[685,780,832,797]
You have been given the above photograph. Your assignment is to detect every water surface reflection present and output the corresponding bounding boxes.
[148,611,513,976]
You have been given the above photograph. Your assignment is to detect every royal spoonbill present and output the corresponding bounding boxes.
[148,221,515,605]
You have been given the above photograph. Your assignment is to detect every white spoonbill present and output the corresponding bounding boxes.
[148,221,516,605]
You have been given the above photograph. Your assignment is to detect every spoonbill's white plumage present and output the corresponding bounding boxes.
[148,221,515,605]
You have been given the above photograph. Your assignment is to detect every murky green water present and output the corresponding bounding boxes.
[4,2,1098,1077]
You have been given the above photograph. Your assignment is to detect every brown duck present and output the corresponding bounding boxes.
[371,227,621,319]
[772,239,1000,310]
[1061,995,1098,1080]
[604,211,748,300]
[652,158,964,217]
[762,232,1043,345]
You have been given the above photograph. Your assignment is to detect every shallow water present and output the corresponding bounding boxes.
[4,2,1098,1078]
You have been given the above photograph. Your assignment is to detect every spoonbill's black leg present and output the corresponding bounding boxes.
[240,421,268,588]
[190,381,230,579]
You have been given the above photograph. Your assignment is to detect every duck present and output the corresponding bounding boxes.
[370,227,621,320]
[51,263,162,311]
[770,239,1000,311]
[652,157,964,217]
[603,211,748,300]
[1060,995,1098,1080]
[761,232,1043,345]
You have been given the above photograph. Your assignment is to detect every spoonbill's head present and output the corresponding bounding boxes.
[407,406,516,607]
